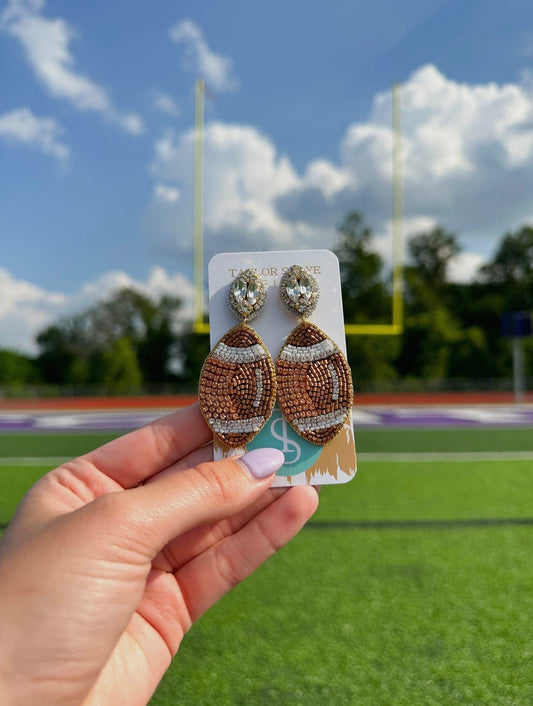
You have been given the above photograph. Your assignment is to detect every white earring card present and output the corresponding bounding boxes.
[206,250,357,486]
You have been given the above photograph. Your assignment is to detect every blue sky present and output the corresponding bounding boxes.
[2,0,533,351]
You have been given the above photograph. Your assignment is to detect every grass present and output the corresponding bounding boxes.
[0,466,47,529]
[155,524,533,705]
[356,426,533,453]
[2,426,533,457]
[1,425,533,704]
[0,432,119,458]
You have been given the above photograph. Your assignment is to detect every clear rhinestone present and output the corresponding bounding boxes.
[286,273,313,304]
[280,265,319,318]
[234,276,258,306]
[229,269,266,321]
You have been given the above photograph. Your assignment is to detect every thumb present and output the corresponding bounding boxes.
[87,448,285,560]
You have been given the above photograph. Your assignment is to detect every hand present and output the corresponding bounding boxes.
[0,404,318,705]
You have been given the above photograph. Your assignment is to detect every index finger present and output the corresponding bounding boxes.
[84,403,212,487]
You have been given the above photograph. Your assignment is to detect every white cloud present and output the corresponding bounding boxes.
[151,91,181,118]
[274,64,533,255]
[0,107,69,160]
[343,64,533,227]
[302,160,351,199]
[146,64,533,272]
[118,113,144,136]
[153,183,181,203]
[169,19,238,93]
[71,268,194,320]
[0,266,194,354]
[448,252,487,284]
[1,0,144,134]
[0,267,67,353]
[371,215,439,265]
[149,122,311,253]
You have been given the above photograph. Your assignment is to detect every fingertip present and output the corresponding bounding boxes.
[302,484,320,515]
[280,484,320,524]
[236,448,285,479]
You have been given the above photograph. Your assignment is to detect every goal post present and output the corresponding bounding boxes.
[193,80,210,334]
[344,83,403,336]
[192,81,403,337]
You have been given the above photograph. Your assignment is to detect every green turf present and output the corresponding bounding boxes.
[0,432,120,458]
[153,525,533,706]
[321,459,533,522]
[0,466,47,529]
[2,426,533,459]
[355,427,533,453]
[152,457,533,706]
[2,427,533,704]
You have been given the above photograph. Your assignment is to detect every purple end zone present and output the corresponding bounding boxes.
[355,406,533,427]
[1,406,533,432]
[0,411,162,432]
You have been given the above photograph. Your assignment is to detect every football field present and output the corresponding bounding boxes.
[1,413,533,705]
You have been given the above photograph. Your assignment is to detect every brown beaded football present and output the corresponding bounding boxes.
[199,323,276,448]
[276,320,353,445]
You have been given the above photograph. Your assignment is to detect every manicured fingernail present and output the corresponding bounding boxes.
[238,448,285,479]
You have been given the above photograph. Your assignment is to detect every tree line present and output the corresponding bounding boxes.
[1,211,532,394]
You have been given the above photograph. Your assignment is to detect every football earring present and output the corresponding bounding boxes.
[276,265,353,445]
[198,269,277,448]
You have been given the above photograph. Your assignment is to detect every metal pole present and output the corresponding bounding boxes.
[193,79,207,334]
[344,82,404,337]
[392,82,403,333]
[512,337,525,403]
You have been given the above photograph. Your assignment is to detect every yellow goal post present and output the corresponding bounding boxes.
[192,81,403,337]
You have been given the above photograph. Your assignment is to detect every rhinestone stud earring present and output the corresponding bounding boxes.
[198,269,277,449]
[276,264,353,445]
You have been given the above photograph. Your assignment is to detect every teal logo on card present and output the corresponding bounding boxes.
[248,408,322,476]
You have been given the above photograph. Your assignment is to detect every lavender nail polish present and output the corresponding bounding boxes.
[238,448,285,479]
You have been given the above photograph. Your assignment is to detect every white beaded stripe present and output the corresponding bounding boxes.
[279,339,337,363]
[212,342,267,364]
[210,416,265,434]
[328,363,339,401]
[293,408,348,432]
[253,368,263,408]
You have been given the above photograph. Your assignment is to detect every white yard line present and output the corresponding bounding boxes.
[358,451,533,463]
[2,451,533,467]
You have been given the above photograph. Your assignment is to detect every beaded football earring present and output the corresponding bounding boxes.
[198,269,277,449]
[276,265,353,445]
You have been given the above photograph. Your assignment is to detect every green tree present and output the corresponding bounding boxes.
[408,227,461,287]
[480,225,533,309]
[36,324,82,384]
[103,338,143,394]
[334,211,400,384]
[397,226,489,382]
[137,295,182,384]
[36,288,183,388]
[0,349,39,386]
[396,307,487,381]
[335,211,391,322]
[178,329,210,390]
[459,225,533,379]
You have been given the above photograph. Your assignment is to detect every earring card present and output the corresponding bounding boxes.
[206,250,357,486]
